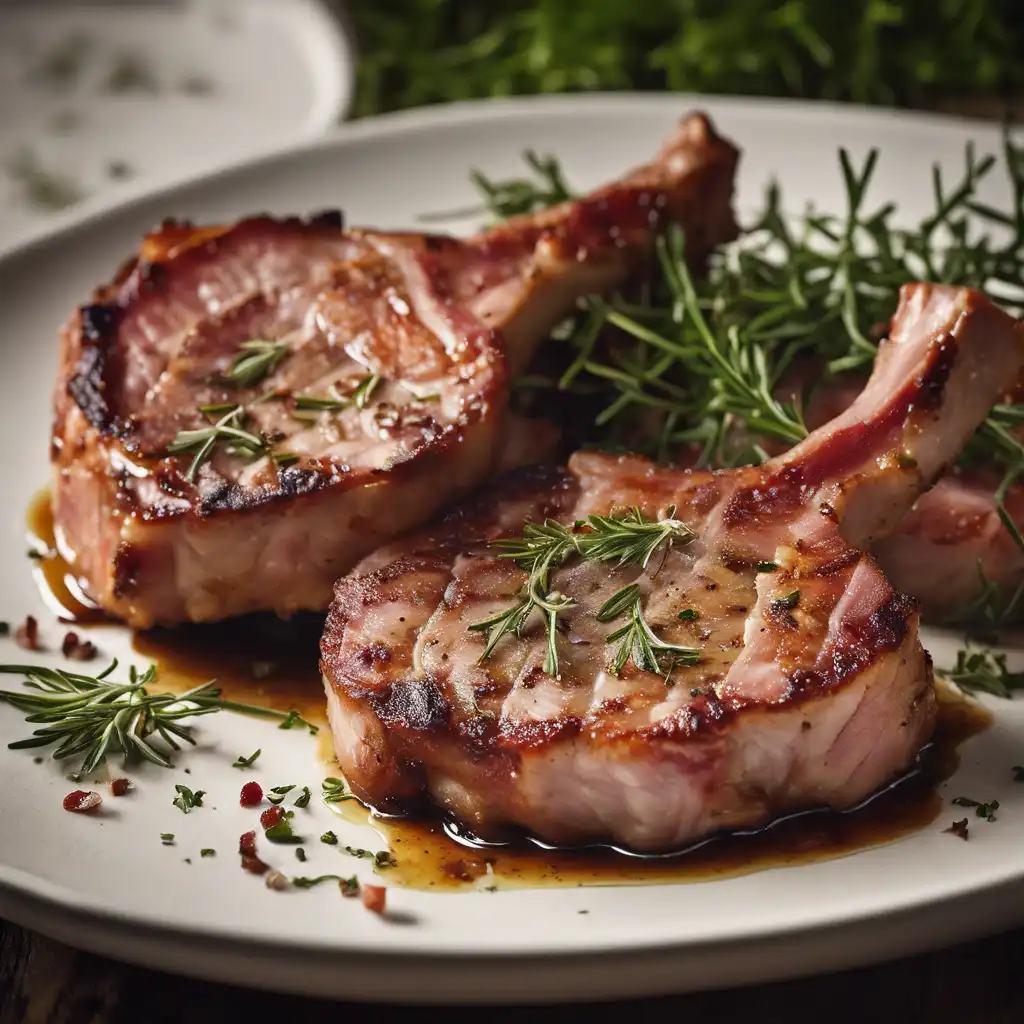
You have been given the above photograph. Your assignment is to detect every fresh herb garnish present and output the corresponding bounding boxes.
[320,831,339,845]
[166,405,267,482]
[343,846,397,869]
[951,796,1000,821]
[469,507,695,676]
[294,786,311,808]
[600,590,699,677]
[677,608,699,621]
[322,777,358,804]
[938,644,1024,699]
[296,847,307,862]
[264,811,303,844]
[480,136,1024,617]
[0,661,317,776]
[172,785,205,813]
[200,848,215,857]
[160,833,174,845]
[223,340,288,388]
[8,147,82,212]
[771,590,801,611]
[267,784,295,805]
[294,374,382,417]
[232,749,261,769]
[291,874,343,889]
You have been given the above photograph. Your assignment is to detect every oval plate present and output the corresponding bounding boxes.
[0,95,1022,1004]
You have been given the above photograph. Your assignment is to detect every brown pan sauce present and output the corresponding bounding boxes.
[28,488,991,891]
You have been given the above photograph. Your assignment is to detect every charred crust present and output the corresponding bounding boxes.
[68,345,120,434]
[373,677,450,732]
[914,332,956,411]
[306,209,345,230]
[79,303,120,343]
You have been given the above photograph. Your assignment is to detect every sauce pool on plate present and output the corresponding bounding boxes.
[27,488,991,891]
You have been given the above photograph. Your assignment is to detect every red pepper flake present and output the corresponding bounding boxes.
[260,804,283,829]
[109,778,131,796]
[241,853,269,875]
[15,615,40,651]
[239,830,258,856]
[63,790,101,813]
[61,631,98,661]
[239,781,263,807]
[362,884,386,914]
[945,818,969,840]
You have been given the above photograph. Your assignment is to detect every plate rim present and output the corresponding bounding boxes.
[0,90,1022,997]
[0,90,1009,261]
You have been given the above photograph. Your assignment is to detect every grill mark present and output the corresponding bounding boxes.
[913,332,956,411]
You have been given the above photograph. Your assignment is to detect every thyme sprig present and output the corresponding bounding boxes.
[166,405,267,482]
[0,661,317,777]
[469,508,695,676]
[223,340,288,388]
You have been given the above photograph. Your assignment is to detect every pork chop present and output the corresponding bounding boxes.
[321,283,1024,851]
[52,112,739,627]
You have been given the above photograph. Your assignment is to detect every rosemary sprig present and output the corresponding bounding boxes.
[166,405,267,482]
[0,661,317,777]
[223,340,288,388]
[469,508,695,676]
[598,589,699,678]
[293,374,382,418]
[937,643,1024,699]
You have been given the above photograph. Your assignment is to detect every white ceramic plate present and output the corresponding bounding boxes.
[0,0,355,248]
[1,95,1023,1005]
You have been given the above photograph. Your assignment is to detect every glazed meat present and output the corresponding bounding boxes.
[321,283,1024,851]
[51,112,739,627]
[800,365,1024,620]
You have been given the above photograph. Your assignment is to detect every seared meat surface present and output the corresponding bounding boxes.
[321,284,1024,851]
[52,112,739,627]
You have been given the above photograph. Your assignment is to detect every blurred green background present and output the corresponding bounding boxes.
[334,0,1023,118]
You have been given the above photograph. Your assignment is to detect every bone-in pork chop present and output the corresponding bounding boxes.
[52,113,739,627]
[321,283,1024,851]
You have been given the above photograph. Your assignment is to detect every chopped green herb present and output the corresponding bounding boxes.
[296,847,307,862]
[292,874,342,889]
[172,785,205,813]
[343,845,397,869]
[771,590,801,611]
[320,831,339,845]
[277,709,318,733]
[322,777,358,803]
[166,405,267,482]
[160,833,174,845]
[200,848,215,857]
[952,796,1000,821]
[267,784,296,807]
[265,812,303,844]
[294,786,311,808]
[756,562,778,573]
[223,340,288,388]
[677,609,699,621]
[232,749,261,769]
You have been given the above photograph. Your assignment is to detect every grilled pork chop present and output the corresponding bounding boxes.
[800,369,1024,620]
[52,113,739,627]
[321,283,1024,851]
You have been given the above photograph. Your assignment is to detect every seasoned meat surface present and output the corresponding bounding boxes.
[52,112,739,627]
[321,284,1024,851]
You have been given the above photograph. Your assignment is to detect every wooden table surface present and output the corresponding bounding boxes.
[2,916,1024,1023]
